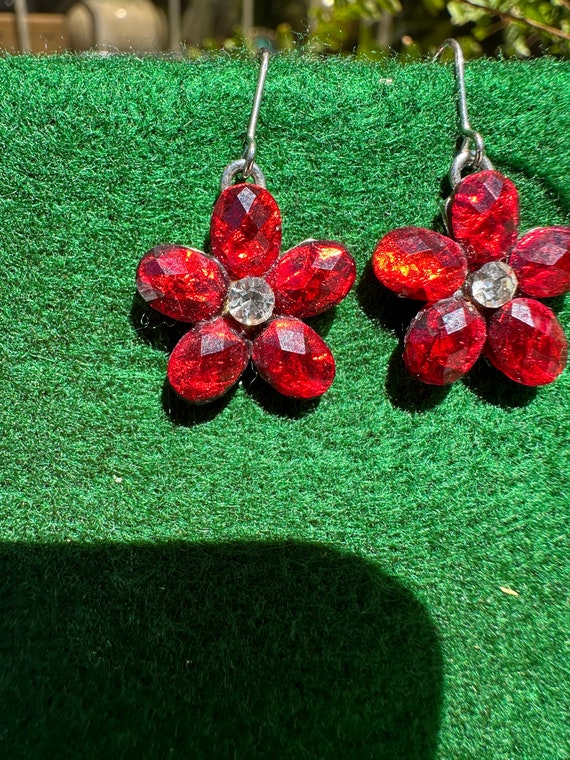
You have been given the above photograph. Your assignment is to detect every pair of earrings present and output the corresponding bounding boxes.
[136,41,570,406]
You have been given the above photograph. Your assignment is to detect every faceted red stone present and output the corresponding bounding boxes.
[372,227,467,301]
[252,318,335,398]
[136,245,227,323]
[403,297,487,385]
[167,317,250,403]
[266,240,356,318]
[486,297,568,386]
[450,171,519,268]
[210,183,281,279]
[509,226,570,298]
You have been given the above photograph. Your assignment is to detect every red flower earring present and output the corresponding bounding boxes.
[136,50,356,404]
[372,39,569,388]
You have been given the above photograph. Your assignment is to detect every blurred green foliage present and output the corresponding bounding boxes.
[309,0,569,57]
[190,0,569,58]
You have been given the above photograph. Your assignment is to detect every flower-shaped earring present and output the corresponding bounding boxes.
[372,39,569,388]
[136,50,356,404]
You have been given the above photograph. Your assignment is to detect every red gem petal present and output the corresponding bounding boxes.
[252,318,336,399]
[210,183,282,279]
[486,298,568,386]
[266,240,356,318]
[136,245,227,323]
[509,226,570,298]
[167,317,250,403]
[450,171,519,267]
[372,226,467,301]
[403,297,487,385]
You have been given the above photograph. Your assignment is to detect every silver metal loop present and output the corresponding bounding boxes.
[220,159,266,191]
[450,149,494,188]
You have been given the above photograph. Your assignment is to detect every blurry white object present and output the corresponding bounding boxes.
[14,0,31,51]
[67,0,167,52]
[168,0,180,52]
[182,0,239,46]
[241,0,253,38]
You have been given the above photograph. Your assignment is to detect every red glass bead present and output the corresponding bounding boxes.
[509,227,570,298]
[372,227,467,301]
[210,183,281,279]
[403,297,487,385]
[486,297,568,386]
[266,240,356,318]
[450,171,519,268]
[136,245,227,323]
[167,318,250,403]
[252,318,335,398]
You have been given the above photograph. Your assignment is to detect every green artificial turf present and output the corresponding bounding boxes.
[0,53,569,758]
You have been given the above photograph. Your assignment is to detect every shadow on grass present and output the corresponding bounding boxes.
[385,347,451,412]
[357,264,449,412]
[356,261,422,340]
[130,292,188,354]
[0,541,442,759]
[463,358,537,408]
[161,378,236,426]
[161,372,321,425]
[242,365,321,419]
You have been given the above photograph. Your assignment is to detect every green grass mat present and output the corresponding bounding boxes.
[0,54,569,758]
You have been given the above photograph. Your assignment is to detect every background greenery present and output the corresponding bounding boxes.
[0,53,568,757]
[186,0,570,58]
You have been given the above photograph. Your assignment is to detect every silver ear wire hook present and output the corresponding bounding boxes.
[220,48,270,191]
[243,47,269,178]
[434,38,493,187]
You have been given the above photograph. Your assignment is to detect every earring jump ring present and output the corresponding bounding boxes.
[450,148,494,188]
[220,159,266,191]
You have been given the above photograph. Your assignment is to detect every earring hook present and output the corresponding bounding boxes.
[434,38,493,187]
[243,47,270,178]
[220,48,270,191]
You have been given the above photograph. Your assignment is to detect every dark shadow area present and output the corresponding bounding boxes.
[541,293,568,314]
[434,174,453,235]
[161,378,236,426]
[306,305,337,339]
[161,370,321,425]
[357,264,449,412]
[242,364,321,419]
[463,357,537,408]
[356,261,423,340]
[130,292,188,354]
[0,541,442,759]
[385,346,451,412]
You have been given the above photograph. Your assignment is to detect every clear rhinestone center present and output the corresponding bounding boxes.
[468,261,518,309]
[227,276,275,326]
